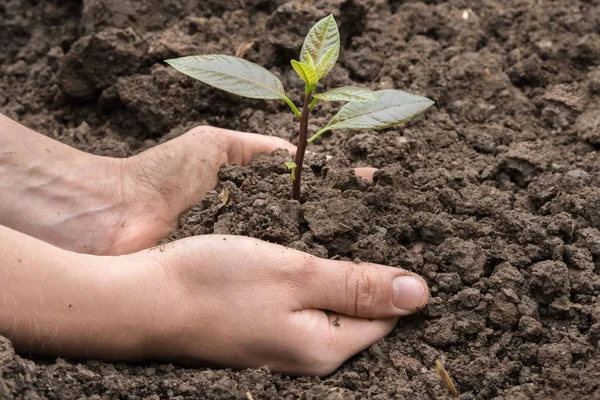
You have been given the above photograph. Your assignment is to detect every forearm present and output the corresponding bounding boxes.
[0,225,158,360]
[0,114,127,253]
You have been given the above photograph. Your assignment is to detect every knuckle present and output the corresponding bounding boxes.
[297,254,320,280]
[270,253,317,293]
[190,124,214,135]
[345,267,377,315]
[189,125,222,144]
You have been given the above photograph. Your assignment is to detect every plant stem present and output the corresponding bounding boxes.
[307,127,328,144]
[283,97,302,118]
[291,93,311,200]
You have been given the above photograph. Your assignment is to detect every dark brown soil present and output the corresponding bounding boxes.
[2,0,600,398]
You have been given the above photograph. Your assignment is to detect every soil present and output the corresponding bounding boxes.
[1,0,600,399]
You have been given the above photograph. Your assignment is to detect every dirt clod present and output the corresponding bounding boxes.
[1,0,600,398]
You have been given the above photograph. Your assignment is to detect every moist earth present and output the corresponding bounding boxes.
[1,0,600,399]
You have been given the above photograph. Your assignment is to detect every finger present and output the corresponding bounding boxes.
[298,309,397,376]
[326,313,397,362]
[220,129,297,165]
[354,167,378,182]
[297,258,429,319]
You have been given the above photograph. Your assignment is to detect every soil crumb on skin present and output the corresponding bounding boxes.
[1,0,600,399]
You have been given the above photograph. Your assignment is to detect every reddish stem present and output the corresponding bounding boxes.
[291,93,311,200]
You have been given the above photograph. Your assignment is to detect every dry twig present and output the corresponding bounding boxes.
[435,359,458,398]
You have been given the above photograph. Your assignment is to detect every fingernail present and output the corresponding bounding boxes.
[393,275,427,312]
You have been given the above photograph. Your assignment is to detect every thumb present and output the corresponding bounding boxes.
[297,257,429,319]
[220,129,297,165]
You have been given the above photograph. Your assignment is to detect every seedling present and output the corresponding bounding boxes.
[166,14,434,200]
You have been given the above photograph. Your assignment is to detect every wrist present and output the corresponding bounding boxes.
[60,250,170,360]
[125,247,194,361]
[0,143,129,253]
[0,114,173,255]
[122,240,213,362]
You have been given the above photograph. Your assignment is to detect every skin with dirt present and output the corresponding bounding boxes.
[1,0,600,399]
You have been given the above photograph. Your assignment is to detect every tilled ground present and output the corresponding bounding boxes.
[1,0,600,399]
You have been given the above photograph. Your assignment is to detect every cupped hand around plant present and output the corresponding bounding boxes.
[110,126,300,255]
[2,115,430,376]
[4,226,429,376]
[112,127,376,255]
[1,114,376,255]
[119,235,430,376]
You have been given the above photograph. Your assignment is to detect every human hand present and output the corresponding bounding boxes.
[117,127,377,255]
[1,115,376,255]
[112,126,298,254]
[1,225,428,376]
[130,235,429,376]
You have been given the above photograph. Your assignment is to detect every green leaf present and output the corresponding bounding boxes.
[313,86,378,102]
[306,53,317,70]
[285,161,297,181]
[300,14,340,79]
[324,90,433,130]
[291,60,318,86]
[315,47,338,79]
[165,55,287,100]
[308,90,434,142]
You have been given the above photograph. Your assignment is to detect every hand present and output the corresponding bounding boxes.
[115,127,376,255]
[1,226,428,376]
[112,126,298,254]
[0,115,376,255]
[131,235,428,376]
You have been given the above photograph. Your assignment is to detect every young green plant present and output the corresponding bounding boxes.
[166,14,434,200]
